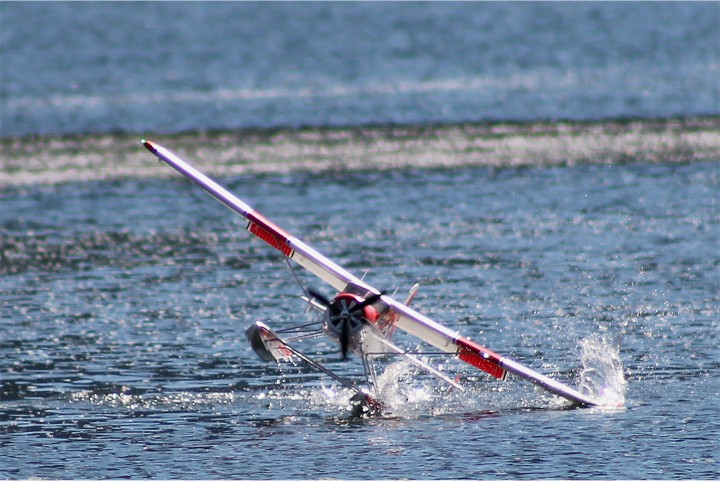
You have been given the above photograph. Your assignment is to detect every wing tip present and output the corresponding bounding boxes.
[141,138,157,153]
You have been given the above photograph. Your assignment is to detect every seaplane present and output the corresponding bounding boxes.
[142,139,604,414]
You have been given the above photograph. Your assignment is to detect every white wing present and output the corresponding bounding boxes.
[143,139,598,407]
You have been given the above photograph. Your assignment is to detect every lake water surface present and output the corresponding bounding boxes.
[1,2,718,479]
[2,160,718,478]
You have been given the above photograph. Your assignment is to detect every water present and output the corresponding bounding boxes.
[1,2,718,135]
[1,2,719,479]
[2,163,718,478]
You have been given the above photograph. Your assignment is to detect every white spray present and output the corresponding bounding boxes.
[578,334,627,407]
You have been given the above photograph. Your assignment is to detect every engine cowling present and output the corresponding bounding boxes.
[323,292,379,356]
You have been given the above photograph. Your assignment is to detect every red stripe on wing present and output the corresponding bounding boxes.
[456,338,507,380]
[246,211,294,257]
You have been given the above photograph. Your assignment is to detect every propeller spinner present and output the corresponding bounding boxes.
[308,290,382,359]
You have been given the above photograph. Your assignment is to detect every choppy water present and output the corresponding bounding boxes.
[1,2,718,136]
[1,1,719,479]
[2,160,719,478]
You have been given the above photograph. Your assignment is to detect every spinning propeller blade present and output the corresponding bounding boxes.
[307,289,383,360]
[351,292,384,313]
[340,316,351,360]
[307,288,331,308]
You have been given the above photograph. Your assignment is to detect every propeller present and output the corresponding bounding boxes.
[307,289,383,360]
[307,288,332,309]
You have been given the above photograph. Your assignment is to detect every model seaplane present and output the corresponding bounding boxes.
[142,139,602,413]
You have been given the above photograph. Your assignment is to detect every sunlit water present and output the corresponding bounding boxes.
[1,1,718,478]
[2,2,718,136]
[1,162,718,478]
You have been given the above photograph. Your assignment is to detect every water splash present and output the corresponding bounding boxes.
[250,337,629,417]
[373,360,436,416]
[578,334,627,408]
[281,361,437,417]
[366,359,539,416]
[296,356,584,417]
